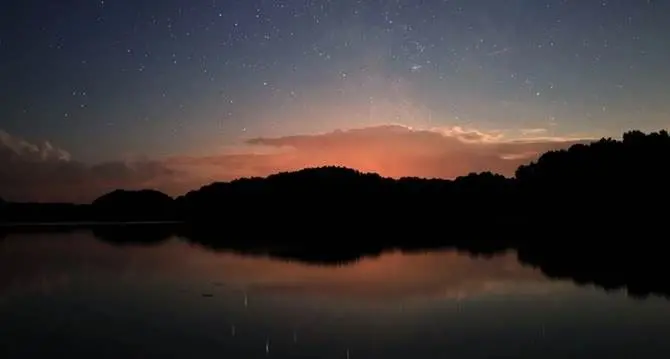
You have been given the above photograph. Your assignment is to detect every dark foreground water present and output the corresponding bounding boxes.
[1,232,670,358]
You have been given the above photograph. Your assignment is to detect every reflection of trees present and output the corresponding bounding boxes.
[175,229,520,267]
[92,224,176,247]
[516,243,670,300]
[88,223,670,300]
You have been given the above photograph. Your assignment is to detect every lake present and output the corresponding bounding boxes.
[1,231,669,358]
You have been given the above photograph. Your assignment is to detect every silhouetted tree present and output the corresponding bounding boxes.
[515,130,670,230]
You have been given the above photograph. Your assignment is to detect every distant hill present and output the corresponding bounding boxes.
[175,165,514,227]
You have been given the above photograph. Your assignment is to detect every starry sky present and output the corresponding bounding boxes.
[1,0,669,201]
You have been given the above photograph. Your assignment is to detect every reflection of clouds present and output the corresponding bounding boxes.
[0,232,186,298]
[0,232,572,303]
[0,236,77,298]
[230,251,572,302]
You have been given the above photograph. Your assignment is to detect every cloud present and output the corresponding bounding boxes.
[519,128,548,136]
[1,125,592,202]
[0,130,71,162]
[173,124,590,183]
[0,131,181,203]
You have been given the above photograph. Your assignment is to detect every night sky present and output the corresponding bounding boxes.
[1,0,669,201]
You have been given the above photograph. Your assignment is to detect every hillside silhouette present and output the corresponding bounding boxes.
[515,130,670,231]
[2,130,670,298]
[0,130,668,230]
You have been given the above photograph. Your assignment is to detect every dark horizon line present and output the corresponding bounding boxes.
[1,164,490,205]
[0,129,670,207]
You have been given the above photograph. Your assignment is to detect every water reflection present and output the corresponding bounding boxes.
[1,232,670,358]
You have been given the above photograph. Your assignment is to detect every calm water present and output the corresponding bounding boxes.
[1,232,669,358]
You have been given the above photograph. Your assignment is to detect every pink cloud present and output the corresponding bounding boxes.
[172,125,590,183]
[0,125,591,202]
[0,131,180,203]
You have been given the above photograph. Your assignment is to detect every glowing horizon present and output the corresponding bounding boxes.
[0,122,598,202]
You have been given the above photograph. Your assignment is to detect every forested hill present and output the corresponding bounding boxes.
[1,130,668,233]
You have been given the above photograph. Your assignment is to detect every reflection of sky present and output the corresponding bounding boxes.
[1,232,670,358]
[0,232,568,303]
